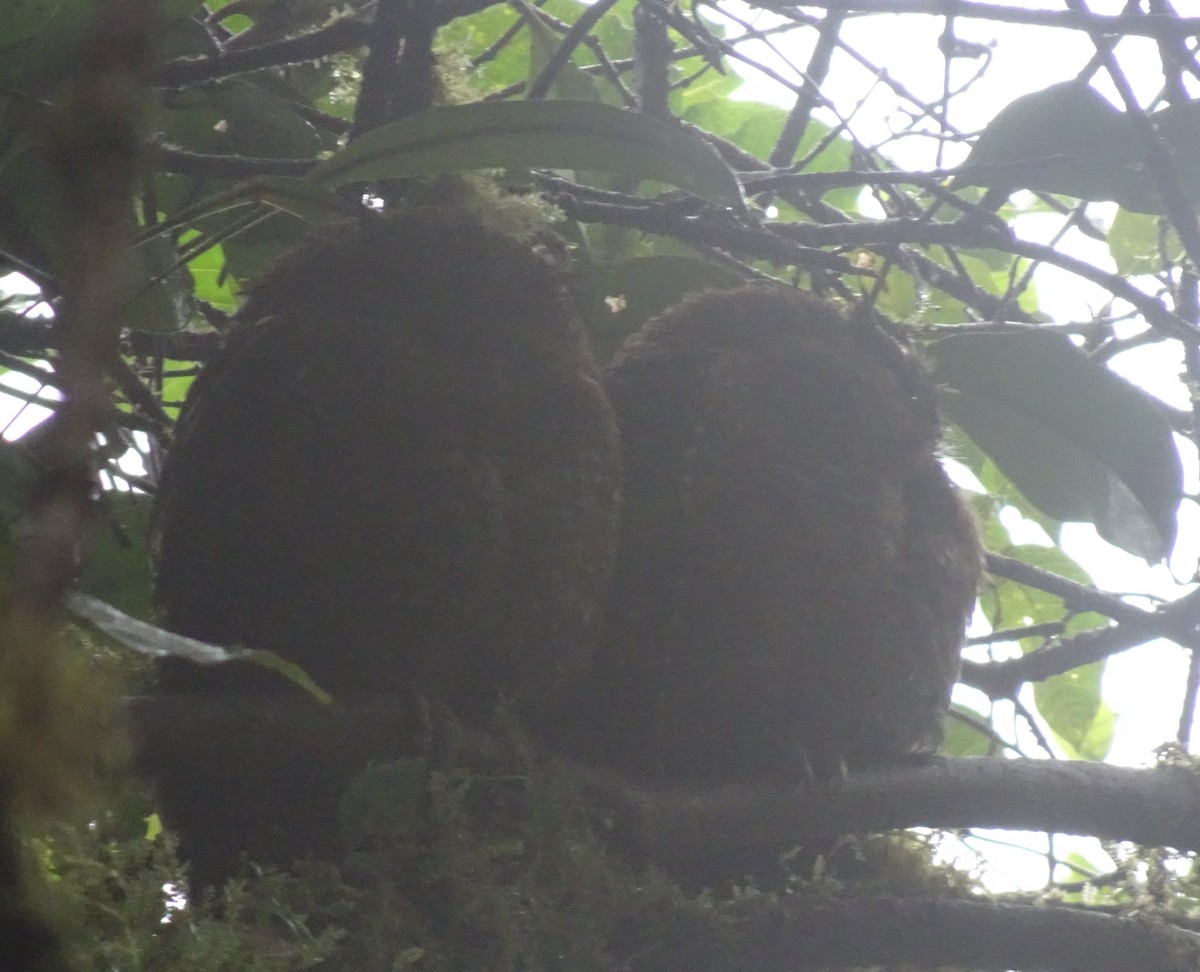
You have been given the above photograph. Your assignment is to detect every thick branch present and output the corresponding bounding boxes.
[537,178,857,273]
[129,695,1200,880]
[0,313,222,363]
[527,0,624,100]
[349,0,410,139]
[155,0,502,89]
[155,18,372,88]
[591,757,1200,873]
[153,145,314,179]
[627,896,1200,972]
[962,623,1161,697]
[768,7,843,167]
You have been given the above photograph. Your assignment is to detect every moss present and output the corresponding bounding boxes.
[35,814,343,972]
[30,716,993,972]
[0,617,128,820]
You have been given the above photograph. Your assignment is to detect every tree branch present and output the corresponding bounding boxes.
[727,0,1200,41]
[984,552,1151,624]
[527,0,624,100]
[592,756,1200,875]
[768,6,843,167]
[625,895,1200,972]
[349,0,410,139]
[155,18,372,89]
[130,695,1200,880]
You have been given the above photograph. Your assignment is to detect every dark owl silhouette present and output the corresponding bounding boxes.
[151,210,622,724]
[549,286,981,785]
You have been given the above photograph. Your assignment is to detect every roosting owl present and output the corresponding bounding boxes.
[151,209,622,723]
[548,286,981,785]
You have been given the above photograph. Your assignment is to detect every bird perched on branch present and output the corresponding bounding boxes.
[549,286,981,785]
[151,209,622,725]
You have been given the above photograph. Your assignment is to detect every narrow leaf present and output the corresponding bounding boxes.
[308,100,744,208]
[67,593,331,704]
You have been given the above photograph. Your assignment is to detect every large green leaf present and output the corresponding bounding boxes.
[67,593,332,704]
[163,79,332,160]
[957,82,1135,203]
[942,711,997,757]
[1107,209,1181,276]
[930,328,1182,561]
[1034,662,1114,761]
[523,3,602,102]
[119,235,195,334]
[307,100,745,208]
[958,81,1200,215]
[0,0,93,89]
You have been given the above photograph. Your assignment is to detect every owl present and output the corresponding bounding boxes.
[152,209,622,724]
[549,286,981,784]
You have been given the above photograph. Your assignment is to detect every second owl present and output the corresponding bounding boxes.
[550,286,981,784]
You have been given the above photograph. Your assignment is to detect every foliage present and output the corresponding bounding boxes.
[36,811,344,972]
[3,0,1200,969]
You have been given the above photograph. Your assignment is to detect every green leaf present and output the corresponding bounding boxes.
[307,100,745,208]
[0,0,93,89]
[0,141,64,272]
[523,3,602,102]
[151,176,349,245]
[119,235,194,334]
[873,266,918,320]
[1107,209,1181,276]
[338,758,429,844]
[931,328,1182,561]
[943,710,996,757]
[66,593,332,704]
[956,82,1140,207]
[1144,99,1200,210]
[959,442,1065,543]
[181,231,238,312]
[587,255,744,361]
[77,491,155,618]
[989,546,1069,634]
[163,79,332,160]
[1034,662,1114,761]
[159,358,198,422]
[958,83,1200,215]
[1005,542,1093,589]
[442,4,529,91]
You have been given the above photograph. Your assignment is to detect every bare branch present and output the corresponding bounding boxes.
[721,0,1200,42]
